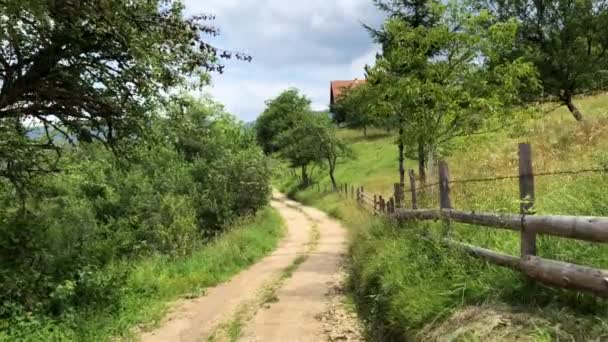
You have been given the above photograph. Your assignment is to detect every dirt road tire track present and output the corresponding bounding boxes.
[239,199,357,342]
[140,192,362,342]
[140,193,312,342]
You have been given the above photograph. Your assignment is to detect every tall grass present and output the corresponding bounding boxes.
[0,207,285,342]
[278,93,608,340]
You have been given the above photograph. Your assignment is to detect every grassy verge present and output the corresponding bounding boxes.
[1,207,285,342]
[277,93,608,340]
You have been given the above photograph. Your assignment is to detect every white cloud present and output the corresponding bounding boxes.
[184,1,384,121]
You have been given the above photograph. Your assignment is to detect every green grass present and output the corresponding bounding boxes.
[1,207,285,342]
[278,93,608,340]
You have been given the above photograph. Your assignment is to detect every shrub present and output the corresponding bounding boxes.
[0,96,271,329]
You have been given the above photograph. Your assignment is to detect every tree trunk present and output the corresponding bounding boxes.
[363,125,367,137]
[301,165,309,186]
[418,141,427,185]
[329,162,337,191]
[398,128,405,184]
[565,96,584,121]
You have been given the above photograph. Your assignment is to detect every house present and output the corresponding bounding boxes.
[329,79,366,106]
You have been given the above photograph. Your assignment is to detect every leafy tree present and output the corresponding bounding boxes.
[162,96,271,230]
[0,0,248,186]
[0,94,271,324]
[331,82,378,136]
[365,0,443,51]
[314,117,352,190]
[277,112,350,189]
[364,0,443,184]
[276,113,322,186]
[255,88,311,154]
[366,6,538,183]
[478,0,608,121]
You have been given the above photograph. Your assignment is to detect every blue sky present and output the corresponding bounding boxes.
[184,1,384,122]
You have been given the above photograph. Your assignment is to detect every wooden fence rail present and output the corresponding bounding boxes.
[393,209,608,243]
[352,143,608,298]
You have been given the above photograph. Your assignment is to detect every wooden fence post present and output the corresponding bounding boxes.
[373,195,377,211]
[351,185,355,199]
[380,196,385,213]
[389,198,395,213]
[519,143,536,257]
[439,161,452,210]
[356,187,360,204]
[409,170,418,210]
[394,183,402,209]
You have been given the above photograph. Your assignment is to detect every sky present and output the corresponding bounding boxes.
[184,1,385,122]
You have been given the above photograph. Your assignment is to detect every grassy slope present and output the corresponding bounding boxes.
[1,207,285,342]
[278,94,608,341]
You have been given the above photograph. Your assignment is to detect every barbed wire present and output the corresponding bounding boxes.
[360,193,375,202]
[302,165,608,209]
[451,167,608,185]
[403,166,608,192]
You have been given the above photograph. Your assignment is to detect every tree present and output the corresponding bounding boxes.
[277,112,350,189]
[255,88,311,154]
[331,82,378,136]
[0,0,248,186]
[309,114,351,190]
[479,0,608,121]
[364,0,443,184]
[366,6,538,183]
[365,0,443,52]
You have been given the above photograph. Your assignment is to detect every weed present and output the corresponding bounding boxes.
[0,208,285,342]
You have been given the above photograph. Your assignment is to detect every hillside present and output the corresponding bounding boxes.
[278,93,608,341]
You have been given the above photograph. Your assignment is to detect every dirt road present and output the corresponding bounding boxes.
[140,192,363,342]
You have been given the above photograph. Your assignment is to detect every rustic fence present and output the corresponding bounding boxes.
[320,143,608,298]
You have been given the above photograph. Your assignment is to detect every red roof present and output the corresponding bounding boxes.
[330,79,365,105]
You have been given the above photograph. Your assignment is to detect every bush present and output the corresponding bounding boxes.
[0,96,271,331]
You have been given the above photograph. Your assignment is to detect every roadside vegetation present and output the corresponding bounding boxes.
[4,207,284,341]
[0,95,278,341]
[273,0,608,339]
[0,1,276,340]
[278,95,608,340]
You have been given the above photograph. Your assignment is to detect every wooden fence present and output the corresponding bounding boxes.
[344,143,608,298]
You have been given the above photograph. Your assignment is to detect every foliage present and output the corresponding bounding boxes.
[255,88,312,154]
[363,5,538,180]
[0,0,249,186]
[277,93,608,339]
[277,112,351,188]
[162,96,272,232]
[0,96,271,338]
[478,0,608,121]
[0,208,284,341]
[364,0,443,52]
[331,82,379,136]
